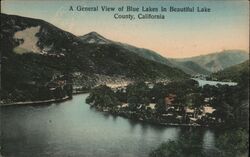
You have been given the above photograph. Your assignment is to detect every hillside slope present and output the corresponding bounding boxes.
[212,60,249,83]
[0,13,188,103]
[79,32,174,67]
[171,50,249,73]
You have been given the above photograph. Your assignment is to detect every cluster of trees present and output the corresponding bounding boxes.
[86,79,199,110]
[1,51,74,103]
[150,133,206,157]
[201,84,249,129]
[126,82,150,111]
[149,68,249,157]
[86,78,248,128]
[86,79,204,120]
[125,79,200,112]
[86,85,120,109]
[150,128,249,157]
[86,78,249,157]
[211,60,249,84]
[215,128,249,157]
[85,62,249,157]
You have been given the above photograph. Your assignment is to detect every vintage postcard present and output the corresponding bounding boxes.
[0,0,249,157]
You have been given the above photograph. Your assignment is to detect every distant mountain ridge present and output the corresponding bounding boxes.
[79,32,249,75]
[174,61,211,75]
[79,32,215,75]
[170,50,249,74]
[212,60,249,82]
[79,32,173,66]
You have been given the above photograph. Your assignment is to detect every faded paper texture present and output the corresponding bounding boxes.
[0,0,249,157]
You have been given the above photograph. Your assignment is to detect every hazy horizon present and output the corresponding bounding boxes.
[1,0,249,58]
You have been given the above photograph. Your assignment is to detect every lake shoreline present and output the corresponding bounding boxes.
[92,106,210,128]
[72,90,90,95]
[0,90,90,107]
[0,96,71,107]
[1,93,218,157]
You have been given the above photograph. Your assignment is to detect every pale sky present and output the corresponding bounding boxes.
[1,0,249,58]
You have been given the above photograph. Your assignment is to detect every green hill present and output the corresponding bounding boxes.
[0,13,188,103]
[212,60,249,83]
[171,50,249,73]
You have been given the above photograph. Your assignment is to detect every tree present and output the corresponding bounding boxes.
[127,95,140,111]
[86,85,120,108]
[201,84,218,98]
[190,93,204,117]
[208,84,248,127]
[155,98,166,114]
[150,82,168,102]
[216,129,249,157]
[126,82,150,110]
[149,133,205,157]
[115,88,127,102]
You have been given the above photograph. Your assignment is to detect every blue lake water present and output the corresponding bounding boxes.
[0,94,216,157]
[192,78,237,87]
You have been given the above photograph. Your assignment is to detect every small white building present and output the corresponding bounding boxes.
[148,103,156,110]
[202,106,216,115]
